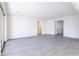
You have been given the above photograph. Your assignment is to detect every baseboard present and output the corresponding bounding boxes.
[64,35,79,39]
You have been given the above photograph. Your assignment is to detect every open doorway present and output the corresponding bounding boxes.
[55,20,63,35]
[37,21,43,36]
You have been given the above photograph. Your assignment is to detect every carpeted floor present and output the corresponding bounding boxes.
[2,34,79,56]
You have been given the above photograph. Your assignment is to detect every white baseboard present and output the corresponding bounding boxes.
[64,35,79,39]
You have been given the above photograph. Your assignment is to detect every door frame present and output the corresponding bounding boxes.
[55,20,64,35]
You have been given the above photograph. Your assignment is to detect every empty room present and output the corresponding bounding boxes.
[0,2,79,56]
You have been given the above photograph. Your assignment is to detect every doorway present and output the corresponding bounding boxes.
[55,20,63,35]
[37,21,43,36]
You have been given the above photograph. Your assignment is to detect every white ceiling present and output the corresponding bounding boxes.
[5,2,78,19]
[72,2,79,14]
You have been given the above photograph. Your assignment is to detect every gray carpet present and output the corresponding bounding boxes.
[2,34,79,56]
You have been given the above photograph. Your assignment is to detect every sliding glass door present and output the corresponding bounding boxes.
[0,7,3,54]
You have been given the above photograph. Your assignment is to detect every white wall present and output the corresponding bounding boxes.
[44,19,64,35]
[7,15,79,39]
[7,16,46,39]
[7,16,37,39]
[44,20,55,35]
[44,15,79,39]
[64,15,79,39]
[7,15,56,39]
